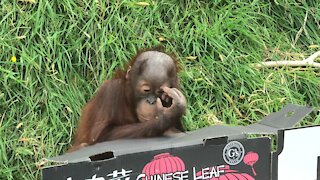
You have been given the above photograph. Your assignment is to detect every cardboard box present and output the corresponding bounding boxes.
[273,125,320,179]
[42,104,318,180]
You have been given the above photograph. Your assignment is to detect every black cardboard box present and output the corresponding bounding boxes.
[42,104,318,180]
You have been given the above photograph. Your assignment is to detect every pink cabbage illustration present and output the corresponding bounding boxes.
[243,151,259,176]
[142,153,185,179]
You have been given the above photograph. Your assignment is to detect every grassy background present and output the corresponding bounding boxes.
[0,0,319,179]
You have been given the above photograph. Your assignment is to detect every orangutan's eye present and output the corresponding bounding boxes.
[141,85,151,93]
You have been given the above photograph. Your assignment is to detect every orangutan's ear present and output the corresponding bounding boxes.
[125,66,131,80]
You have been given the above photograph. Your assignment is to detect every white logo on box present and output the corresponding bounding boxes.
[223,141,245,165]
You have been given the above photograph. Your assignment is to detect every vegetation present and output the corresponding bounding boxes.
[0,0,319,179]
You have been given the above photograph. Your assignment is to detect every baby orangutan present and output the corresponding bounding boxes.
[69,48,187,152]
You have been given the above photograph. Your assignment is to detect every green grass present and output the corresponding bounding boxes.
[0,0,319,179]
